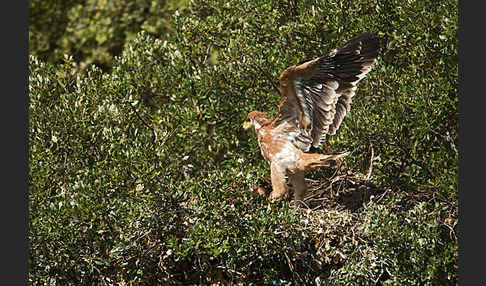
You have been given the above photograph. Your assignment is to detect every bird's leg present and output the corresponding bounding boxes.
[269,163,288,201]
[289,171,307,204]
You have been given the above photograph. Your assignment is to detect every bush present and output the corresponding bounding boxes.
[29,0,181,71]
[327,195,457,285]
[29,0,458,284]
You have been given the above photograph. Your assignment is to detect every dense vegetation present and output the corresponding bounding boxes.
[29,0,458,284]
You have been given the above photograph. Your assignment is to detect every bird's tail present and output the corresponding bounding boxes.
[297,151,349,170]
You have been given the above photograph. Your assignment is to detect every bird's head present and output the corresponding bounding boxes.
[243,111,270,131]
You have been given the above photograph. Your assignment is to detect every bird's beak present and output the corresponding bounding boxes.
[243,121,252,131]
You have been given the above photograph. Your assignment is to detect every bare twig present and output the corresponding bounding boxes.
[365,143,375,180]
[294,199,312,210]
[430,128,458,155]
[216,266,243,276]
[375,188,391,203]
[203,45,211,64]
[284,252,294,272]
[372,267,384,286]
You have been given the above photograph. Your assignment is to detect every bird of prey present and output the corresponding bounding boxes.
[243,32,380,203]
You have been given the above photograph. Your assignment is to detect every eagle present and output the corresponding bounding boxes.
[243,32,380,203]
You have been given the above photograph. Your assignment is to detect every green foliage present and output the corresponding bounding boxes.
[29,0,458,284]
[29,0,182,71]
[29,0,82,63]
[327,195,457,285]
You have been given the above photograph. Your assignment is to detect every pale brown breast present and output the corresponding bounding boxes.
[256,124,291,164]
[256,127,272,162]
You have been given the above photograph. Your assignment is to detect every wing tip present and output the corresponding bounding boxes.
[338,32,381,59]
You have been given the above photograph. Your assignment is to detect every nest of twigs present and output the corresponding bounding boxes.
[253,166,389,213]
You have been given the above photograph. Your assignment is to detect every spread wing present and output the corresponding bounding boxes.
[276,32,380,152]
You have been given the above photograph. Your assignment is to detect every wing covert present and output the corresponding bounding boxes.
[276,32,380,151]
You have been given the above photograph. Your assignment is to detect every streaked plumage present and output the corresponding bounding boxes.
[244,32,381,203]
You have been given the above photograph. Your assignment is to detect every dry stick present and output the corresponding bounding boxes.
[203,45,211,64]
[372,267,385,286]
[216,266,243,276]
[375,188,391,203]
[299,199,312,210]
[430,128,458,155]
[304,189,325,201]
[284,252,294,272]
[365,143,375,180]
